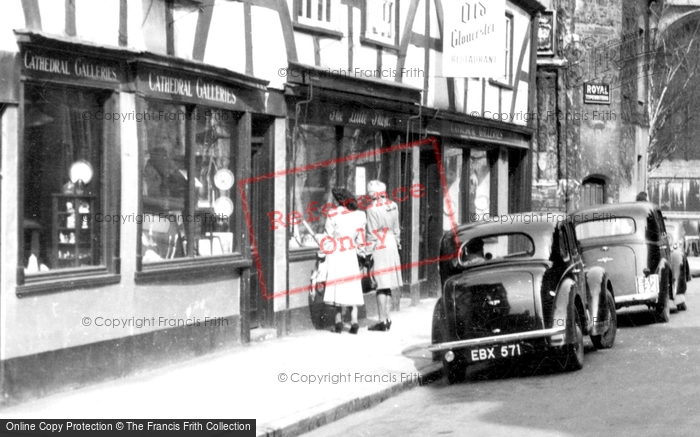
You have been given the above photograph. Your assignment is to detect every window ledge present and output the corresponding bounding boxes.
[488,79,514,90]
[359,36,398,51]
[17,271,121,297]
[293,22,343,39]
[135,254,252,284]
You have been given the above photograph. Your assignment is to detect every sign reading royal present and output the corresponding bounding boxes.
[583,82,611,104]
[443,1,504,78]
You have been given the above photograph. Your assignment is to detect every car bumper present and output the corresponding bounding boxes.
[615,290,659,307]
[427,327,566,353]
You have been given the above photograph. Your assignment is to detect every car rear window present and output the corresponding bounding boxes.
[575,217,636,239]
[459,233,535,266]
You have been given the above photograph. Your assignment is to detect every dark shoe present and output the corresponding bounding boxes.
[368,321,387,331]
[386,319,392,330]
[349,323,360,334]
[331,322,343,333]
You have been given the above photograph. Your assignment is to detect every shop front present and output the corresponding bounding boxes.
[422,112,533,295]
[282,63,422,329]
[0,30,283,402]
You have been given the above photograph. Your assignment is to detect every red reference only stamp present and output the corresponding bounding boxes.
[238,136,459,300]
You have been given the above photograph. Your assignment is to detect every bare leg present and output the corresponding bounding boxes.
[335,307,343,324]
[350,306,358,324]
[377,290,389,321]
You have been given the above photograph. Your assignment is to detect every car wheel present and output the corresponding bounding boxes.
[591,290,617,349]
[443,354,467,384]
[653,285,671,323]
[560,307,584,372]
[431,301,446,362]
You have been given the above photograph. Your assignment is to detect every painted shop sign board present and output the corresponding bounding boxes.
[20,47,127,88]
[583,82,611,105]
[443,0,505,78]
[134,64,267,113]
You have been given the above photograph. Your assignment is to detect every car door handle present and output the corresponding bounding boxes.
[572,269,581,273]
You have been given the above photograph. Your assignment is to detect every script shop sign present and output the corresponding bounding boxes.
[443,1,504,78]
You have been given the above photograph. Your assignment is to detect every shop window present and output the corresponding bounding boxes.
[469,149,491,221]
[22,84,115,279]
[296,0,340,32]
[290,125,336,249]
[140,100,238,264]
[290,125,386,251]
[443,148,463,230]
[364,0,397,46]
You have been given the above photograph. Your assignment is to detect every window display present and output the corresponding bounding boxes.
[140,100,236,263]
[23,85,106,273]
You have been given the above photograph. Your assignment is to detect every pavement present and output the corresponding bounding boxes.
[0,298,442,437]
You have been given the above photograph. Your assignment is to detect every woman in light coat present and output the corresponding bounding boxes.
[323,187,367,334]
[365,180,403,331]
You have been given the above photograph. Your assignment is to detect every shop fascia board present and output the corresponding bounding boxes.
[285,61,422,106]
[14,29,269,93]
[421,107,536,138]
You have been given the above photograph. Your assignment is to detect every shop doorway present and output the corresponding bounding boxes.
[419,149,442,297]
[249,117,274,328]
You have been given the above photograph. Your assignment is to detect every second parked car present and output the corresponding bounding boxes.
[573,202,685,321]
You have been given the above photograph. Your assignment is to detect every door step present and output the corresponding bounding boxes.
[250,328,277,342]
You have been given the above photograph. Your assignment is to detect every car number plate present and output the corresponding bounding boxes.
[467,343,522,363]
[636,274,659,294]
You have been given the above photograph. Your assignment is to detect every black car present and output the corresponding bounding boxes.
[429,212,616,383]
[574,202,686,319]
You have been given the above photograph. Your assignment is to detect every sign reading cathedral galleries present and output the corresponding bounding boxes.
[443,1,505,78]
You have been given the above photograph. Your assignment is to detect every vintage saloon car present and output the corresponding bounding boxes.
[430,212,616,383]
[573,202,687,319]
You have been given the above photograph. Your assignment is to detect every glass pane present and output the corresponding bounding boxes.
[23,85,104,272]
[459,233,534,266]
[443,148,462,230]
[469,149,490,220]
[290,124,336,249]
[194,107,236,257]
[575,218,636,240]
[141,100,188,263]
[341,128,383,195]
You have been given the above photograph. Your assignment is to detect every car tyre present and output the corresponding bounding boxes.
[591,290,617,349]
[560,307,584,372]
[443,354,467,384]
[431,301,446,362]
[653,285,671,323]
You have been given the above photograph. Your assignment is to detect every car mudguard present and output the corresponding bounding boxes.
[551,278,580,344]
[585,266,609,336]
[656,258,673,300]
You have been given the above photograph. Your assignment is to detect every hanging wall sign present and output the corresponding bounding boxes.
[583,82,611,104]
[443,1,505,78]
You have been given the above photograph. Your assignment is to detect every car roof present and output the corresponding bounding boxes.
[573,201,659,222]
[448,212,566,242]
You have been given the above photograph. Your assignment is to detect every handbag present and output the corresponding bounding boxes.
[310,252,327,299]
[359,254,377,293]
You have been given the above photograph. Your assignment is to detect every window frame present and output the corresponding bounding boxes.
[16,81,121,296]
[361,0,399,49]
[134,96,251,281]
[491,12,515,88]
[293,0,343,37]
